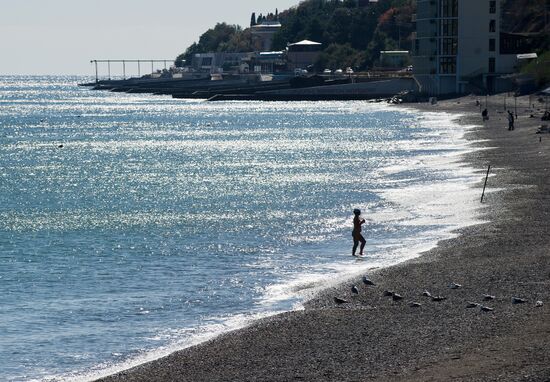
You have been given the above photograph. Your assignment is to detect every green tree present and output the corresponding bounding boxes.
[315,43,366,71]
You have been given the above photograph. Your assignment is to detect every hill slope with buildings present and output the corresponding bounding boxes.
[176,0,415,70]
[176,0,548,72]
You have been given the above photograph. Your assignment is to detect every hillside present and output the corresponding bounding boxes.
[175,0,549,71]
[501,0,549,34]
[176,0,414,70]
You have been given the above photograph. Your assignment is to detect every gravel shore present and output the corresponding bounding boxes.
[96,94,550,382]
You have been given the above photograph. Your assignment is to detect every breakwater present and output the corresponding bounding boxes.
[80,73,417,101]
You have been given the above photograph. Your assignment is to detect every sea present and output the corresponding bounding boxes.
[0,76,482,381]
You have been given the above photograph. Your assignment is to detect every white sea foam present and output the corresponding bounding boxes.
[37,311,284,382]
[64,107,486,382]
[2,81,489,382]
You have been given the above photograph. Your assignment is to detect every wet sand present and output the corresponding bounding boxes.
[96,94,550,382]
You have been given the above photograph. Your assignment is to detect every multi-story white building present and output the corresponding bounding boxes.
[251,21,282,52]
[413,0,520,95]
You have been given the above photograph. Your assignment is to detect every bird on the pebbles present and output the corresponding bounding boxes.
[483,294,495,301]
[431,296,447,302]
[449,282,462,289]
[422,290,432,298]
[466,302,480,308]
[409,302,422,308]
[362,276,375,286]
[512,297,527,304]
[334,297,349,304]
[392,293,404,301]
[480,305,494,312]
[351,285,359,295]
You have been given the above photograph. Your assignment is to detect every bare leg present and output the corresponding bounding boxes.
[352,240,359,256]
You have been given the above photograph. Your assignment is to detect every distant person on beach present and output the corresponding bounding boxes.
[482,108,489,121]
[508,111,515,130]
[352,209,366,257]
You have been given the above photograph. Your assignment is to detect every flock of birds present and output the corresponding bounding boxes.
[333,276,544,312]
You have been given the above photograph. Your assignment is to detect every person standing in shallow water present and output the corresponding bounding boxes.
[352,209,366,257]
[507,111,515,130]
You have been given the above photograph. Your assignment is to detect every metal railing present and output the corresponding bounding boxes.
[90,59,174,82]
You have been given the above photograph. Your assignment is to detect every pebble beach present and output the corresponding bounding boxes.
[96,94,550,382]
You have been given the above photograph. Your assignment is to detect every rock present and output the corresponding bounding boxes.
[480,305,494,312]
[431,296,447,302]
[351,285,359,295]
[449,282,462,289]
[409,302,422,308]
[466,302,480,308]
[483,294,495,300]
[334,297,349,305]
[362,276,375,286]
[392,293,404,301]
[535,301,543,307]
[511,297,527,304]
[383,290,394,297]
[422,290,432,298]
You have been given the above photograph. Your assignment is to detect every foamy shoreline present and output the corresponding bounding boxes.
[71,105,486,382]
[92,94,550,381]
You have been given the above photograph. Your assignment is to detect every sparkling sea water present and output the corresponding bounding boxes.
[0,76,482,381]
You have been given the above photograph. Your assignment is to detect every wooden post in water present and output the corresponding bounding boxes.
[481,165,491,203]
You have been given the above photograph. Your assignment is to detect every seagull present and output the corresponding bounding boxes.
[362,276,375,286]
[383,290,394,297]
[392,293,404,301]
[409,302,422,308]
[480,305,494,312]
[422,290,432,298]
[449,282,462,289]
[466,302,480,308]
[535,301,543,308]
[483,294,495,301]
[512,297,527,304]
[351,285,359,295]
[334,297,350,305]
[431,296,446,302]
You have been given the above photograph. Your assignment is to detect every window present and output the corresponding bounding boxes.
[441,0,458,17]
[489,1,496,14]
[489,57,496,73]
[441,38,458,55]
[489,39,496,52]
[489,20,496,33]
[441,19,458,36]
[440,57,456,74]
